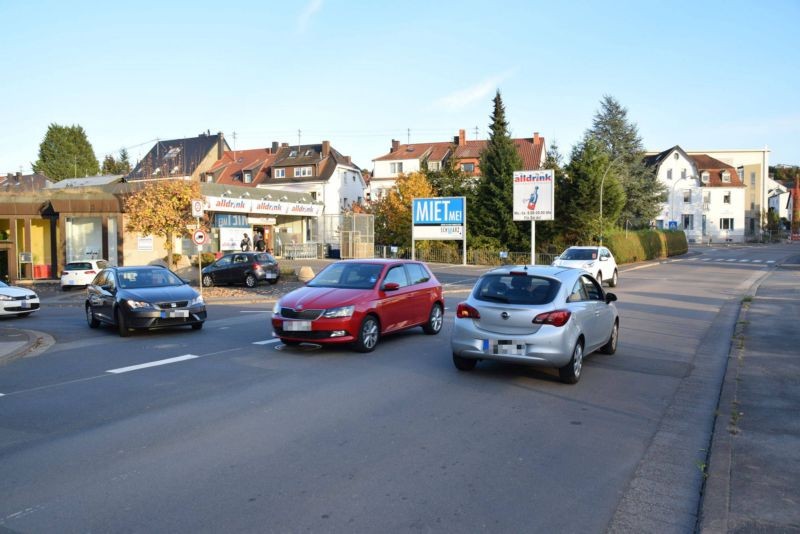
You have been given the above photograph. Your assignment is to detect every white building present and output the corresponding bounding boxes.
[645,146,746,243]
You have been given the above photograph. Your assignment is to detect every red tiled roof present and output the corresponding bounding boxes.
[373,133,545,170]
[209,149,278,186]
[688,155,745,187]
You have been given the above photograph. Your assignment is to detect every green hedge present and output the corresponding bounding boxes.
[605,230,688,264]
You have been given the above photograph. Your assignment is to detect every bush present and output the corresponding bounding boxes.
[605,230,688,264]
[163,253,182,265]
[191,252,217,268]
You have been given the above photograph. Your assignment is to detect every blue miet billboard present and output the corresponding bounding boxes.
[412,197,465,225]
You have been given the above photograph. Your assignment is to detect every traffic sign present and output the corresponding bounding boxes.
[191,199,204,217]
[192,229,208,246]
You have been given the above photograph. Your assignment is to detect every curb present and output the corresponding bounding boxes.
[0,327,56,366]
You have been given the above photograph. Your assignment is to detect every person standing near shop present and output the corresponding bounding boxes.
[240,232,252,251]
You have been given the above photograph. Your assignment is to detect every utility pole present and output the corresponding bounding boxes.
[407,128,410,144]
[298,129,302,146]
[474,126,479,140]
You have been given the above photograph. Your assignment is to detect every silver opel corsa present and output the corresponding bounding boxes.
[450,265,619,384]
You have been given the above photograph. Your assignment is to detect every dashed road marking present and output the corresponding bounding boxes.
[253,339,281,345]
[107,354,199,374]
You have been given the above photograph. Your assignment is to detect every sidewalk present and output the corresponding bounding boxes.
[699,259,800,532]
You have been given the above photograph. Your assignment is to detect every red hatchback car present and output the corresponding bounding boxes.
[271,259,444,352]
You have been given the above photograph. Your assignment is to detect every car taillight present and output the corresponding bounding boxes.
[533,310,571,327]
[253,263,261,270]
[456,303,480,319]
[84,270,96,275]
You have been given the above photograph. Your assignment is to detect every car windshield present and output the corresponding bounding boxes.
[308,263,384,290]
[473,274,560,305]
[0,281,7,288]
[561,249,597,261]
[117,269,184,289]
[65,262,93,270]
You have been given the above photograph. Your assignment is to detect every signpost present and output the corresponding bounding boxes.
[191,199,206,296]
[411,197,467,265]
[513,170,554,264]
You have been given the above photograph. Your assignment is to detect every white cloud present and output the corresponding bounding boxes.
[298,0,324,33]
[434,72,514,111]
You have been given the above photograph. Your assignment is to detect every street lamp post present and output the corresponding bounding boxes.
[599,155,624,247]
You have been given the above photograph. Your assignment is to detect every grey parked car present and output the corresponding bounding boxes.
[450,265,619,384]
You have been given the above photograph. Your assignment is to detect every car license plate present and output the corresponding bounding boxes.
[21,301,30,309]
[161,310,189,318]
[67,280,75,285]
[494,340,524,356]
[265,273,276,279]
[284,320,311,331]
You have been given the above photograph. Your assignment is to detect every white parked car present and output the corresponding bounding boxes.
[552,246,618,287]
[61,259,109,290]
[0,281,40,317]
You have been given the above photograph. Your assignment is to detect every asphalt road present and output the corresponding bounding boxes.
[0,244,794,533]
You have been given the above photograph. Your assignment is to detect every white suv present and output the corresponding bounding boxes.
[60,259,109,290]
[552,246,618,287]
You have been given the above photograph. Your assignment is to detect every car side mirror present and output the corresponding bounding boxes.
[382,282,400,291]
[605,292,617,304]
[100,284,114,292]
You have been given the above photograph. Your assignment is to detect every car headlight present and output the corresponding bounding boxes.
[272,301,281,314]
[190,295,204,306]
[125,299,152,310]
[0,294,12,301]
[323,305,354,318]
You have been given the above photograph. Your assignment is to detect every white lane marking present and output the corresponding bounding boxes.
[253,339,281,345]
[107,354,199,374]
[240,311,271,313]
[0,393,5,397]
[726,259,737,262]
[753,260,763,263]
[702,258,711,261]
[739,259,750,262]
[767,260,775,264]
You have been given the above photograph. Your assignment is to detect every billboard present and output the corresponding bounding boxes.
[412,197,466,241]
[512,170,554,221]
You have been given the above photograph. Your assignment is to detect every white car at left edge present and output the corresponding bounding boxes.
[0,281,40,318]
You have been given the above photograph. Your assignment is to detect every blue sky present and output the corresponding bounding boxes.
[1,0,798,175]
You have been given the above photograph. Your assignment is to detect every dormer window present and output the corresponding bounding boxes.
[243,171,252,184]
[289,150,298,157]
[304,149,313,156]
[701,171,710,184]
[721,171,731,183]
[294,167,312,178]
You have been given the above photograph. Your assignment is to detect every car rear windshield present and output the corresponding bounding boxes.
[561,249,597,260]
[118,269,183,289]
[255,253,276,263]
[65,262,93,271]
[308,262,384,290]
[473,274,560,305]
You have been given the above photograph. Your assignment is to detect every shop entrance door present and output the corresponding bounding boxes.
[0,249,8,282]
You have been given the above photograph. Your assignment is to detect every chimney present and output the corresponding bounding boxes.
[217,132,224,160]
[458,129,466,146]
[322,140,330,158]
[391,139,400,152]
[281,142,289,148]
[533,132,540,144]
[344,156,351,165]
[271,141,279,154]
[15,171,22,181]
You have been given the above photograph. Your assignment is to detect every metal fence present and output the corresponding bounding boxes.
[319,213,374,259]
[373,246,559,266]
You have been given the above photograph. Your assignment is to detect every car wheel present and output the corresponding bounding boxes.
[86,305,99,328]
[558,339,584,384]
[596,271,603,284]
[453,354,477,371]
[245,274,257,288]
[191,322,204,330]
[280,338,301,346]
[353,315,380,353]
[202,274,213,287]
[600,320,619,355]
[609,269,618,287]
[116,308,131,338]
[422,303,443,335]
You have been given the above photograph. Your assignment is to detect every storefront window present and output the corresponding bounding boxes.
[66,217,103,261]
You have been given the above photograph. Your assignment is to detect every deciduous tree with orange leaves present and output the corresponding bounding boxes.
[124,180,201,270]
[367,171,433,247]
